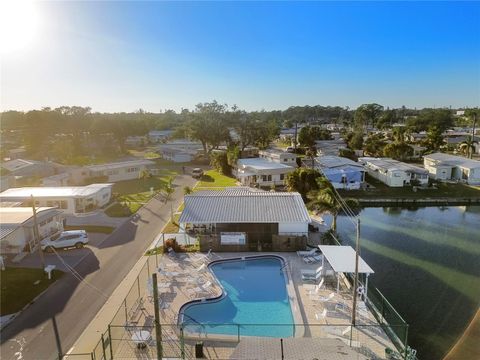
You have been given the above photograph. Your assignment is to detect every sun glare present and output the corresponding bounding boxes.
[0,1,39,54]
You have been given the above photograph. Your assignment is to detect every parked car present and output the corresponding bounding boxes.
[41,230,89,252]
[286,146,294,153]
[191,168,204,179]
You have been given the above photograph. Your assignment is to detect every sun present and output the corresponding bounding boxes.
[0,1,39,54]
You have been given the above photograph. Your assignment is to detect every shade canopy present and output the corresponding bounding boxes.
[318,245,374,274]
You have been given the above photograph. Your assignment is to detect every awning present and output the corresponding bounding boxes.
[318,245,374,295]
[318,245,374,274]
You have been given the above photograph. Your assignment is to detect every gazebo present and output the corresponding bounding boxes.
[318,245,374,298]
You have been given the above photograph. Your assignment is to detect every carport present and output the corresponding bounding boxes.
[318,245,374,297]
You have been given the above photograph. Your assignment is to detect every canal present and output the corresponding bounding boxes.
[333,206,480,360]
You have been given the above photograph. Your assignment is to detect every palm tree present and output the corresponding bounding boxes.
[458,136,478,159]
[305,147,317,169]
[307,177,358,232]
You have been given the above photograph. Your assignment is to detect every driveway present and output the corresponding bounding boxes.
[11,233,107,271]
[0,174,197,360]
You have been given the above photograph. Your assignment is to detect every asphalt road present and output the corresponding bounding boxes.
[0,174,196,360]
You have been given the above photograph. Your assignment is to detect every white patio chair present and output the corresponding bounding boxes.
[307,278,325,298]
[315,308,329,322]
[312,292,335,303]
[296,248,317,257]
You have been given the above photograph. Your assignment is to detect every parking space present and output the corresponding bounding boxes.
[10,233,107,271]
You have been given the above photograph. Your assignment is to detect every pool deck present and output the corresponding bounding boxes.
[118,252,399,359]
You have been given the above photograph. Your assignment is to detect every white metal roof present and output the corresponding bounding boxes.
[237,158,295,170]
[0,207,62,239]
[318,245,374,274]
[0,183,113,199]
[314,156,364,169]
[179,189,311,224]
[1,159,39,172]
[424,152,480,169]
[360,157,428,174]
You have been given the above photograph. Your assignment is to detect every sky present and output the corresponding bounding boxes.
[0,1,479,113]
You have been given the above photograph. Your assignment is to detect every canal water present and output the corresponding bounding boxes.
[333,206,480,360]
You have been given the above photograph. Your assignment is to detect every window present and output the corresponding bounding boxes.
[267,175,272,181]
[262,175,267,181]
[280,174,284,180]
[60,200,68,209]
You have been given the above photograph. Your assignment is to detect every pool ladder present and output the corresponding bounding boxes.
[280,261,292,274]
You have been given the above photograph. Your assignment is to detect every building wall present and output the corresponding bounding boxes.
[34,198,76,213]
[366,168,408,187]
[1,213,64,254]
[278,222,308,235]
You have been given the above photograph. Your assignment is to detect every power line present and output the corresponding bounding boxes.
[50,248,110,300]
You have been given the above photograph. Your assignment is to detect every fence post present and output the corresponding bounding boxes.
[280,338,284,360]
[404,324,409,360]
[237,324,240,342]
[180,326,185,360]
[91,352,95,360]
[152,273,163,359]
[101,333,107,360]
[124,299,128,322]
[108,325,114,360]
[147,256,151,277]
[137,276,141,299]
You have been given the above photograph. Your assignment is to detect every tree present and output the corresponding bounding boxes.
[354,104,384,130]
[363,133,387,157]
[285,168,322,200]
[187,101,230,156]
[458,136,478,159]
[346,130,364,150]
[210,151,231,175]
[424,126,444,151]
[338,148,357,161]
[183,186,192,195]
[305,147,317,169]
[307,177,359,232]
[298,126,332,148]
[161,177,175,202]
[383,142,414,161]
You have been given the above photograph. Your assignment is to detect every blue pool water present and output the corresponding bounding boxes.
[181,256,294,338]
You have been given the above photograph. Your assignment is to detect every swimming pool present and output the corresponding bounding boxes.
[180,256,294,338]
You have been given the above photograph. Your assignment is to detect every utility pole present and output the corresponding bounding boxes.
[152,273,163,359]
[293,121,298,152]
[351,218,360,327]
[470,113,477,159]
[31,195,45,271]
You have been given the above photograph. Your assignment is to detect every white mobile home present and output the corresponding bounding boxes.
[312,156,365,190]
[423,153,480,184]
[258,149,297,167]
[0,184,113,214]
[0,207,64,255]
[84,159,155,182]
[233,158,295,188]
[360,158,429,187]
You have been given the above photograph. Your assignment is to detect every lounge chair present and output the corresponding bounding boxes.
[315,308,329,322]
[301,266,323,277]
[187,280,213,297]
[296,248,317,257]
[312,292,335,303]
[302,270,323,283]
[192,249,212,263]
[307,278,325,297]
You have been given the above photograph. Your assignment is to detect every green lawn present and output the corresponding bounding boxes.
[338,174,480,200]
[64,225,115,234]
[195,170,237,189]
[1,267,64,315]
[106,176,175,217]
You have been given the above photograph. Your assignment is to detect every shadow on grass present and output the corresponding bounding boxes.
[200,174,214,182]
